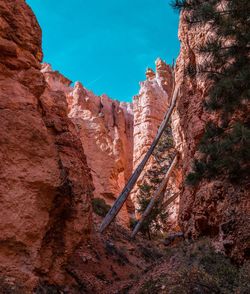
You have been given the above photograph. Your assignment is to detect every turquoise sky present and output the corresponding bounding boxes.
[26,0,180,101]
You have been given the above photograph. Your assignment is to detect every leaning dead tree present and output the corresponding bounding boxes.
[131,155,178,238]
[99,85,181,233]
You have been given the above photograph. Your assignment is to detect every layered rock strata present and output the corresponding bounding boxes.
[0,0,93,291]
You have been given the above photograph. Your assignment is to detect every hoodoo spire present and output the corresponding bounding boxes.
[99,84,181,233]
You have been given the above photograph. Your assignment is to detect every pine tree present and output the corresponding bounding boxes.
[136,185,168,239]
[134,124,176,239]
[172,0,250,184]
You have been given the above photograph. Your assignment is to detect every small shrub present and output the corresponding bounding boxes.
[185,171,202,186]
[92,198,111,217]
[138,183,152,193]
[150,177,162,184]
[105,241,129,265]
[139,245,163,262]
[138,239,245,294]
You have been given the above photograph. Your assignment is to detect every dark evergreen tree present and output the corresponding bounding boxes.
[132,125,176,239]
[172,0,250,184]
[136,184,168,240]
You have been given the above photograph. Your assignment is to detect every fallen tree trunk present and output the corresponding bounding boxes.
[131,155,178,238]
[163,192,179,207]
[99,85,180,233]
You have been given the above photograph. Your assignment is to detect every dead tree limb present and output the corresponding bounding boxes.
[131,155,178,238]
[99,85,180,233]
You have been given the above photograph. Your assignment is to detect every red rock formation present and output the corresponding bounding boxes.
[174,13,250,262]
[42,58,178,231]
[41,65,134,225]
[131,59,181,232]
[133,59,173,169]
[0,1,93,291]
[68,83,134,225]
[1,2,248,293]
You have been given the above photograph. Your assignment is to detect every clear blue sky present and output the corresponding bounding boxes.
[26,0,180,102]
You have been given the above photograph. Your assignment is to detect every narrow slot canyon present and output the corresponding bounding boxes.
[0,1,249,293]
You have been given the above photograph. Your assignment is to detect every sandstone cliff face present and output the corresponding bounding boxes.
[42,58,178,230]
[131,60,182,232]
[0,1,93,291]
[68,83,134,225]
[69,83,133,215]
[133,59,173,169]
[42,65,134,225]
[1,2,248,293]
[132,61,168,213]
[174,13,249,262]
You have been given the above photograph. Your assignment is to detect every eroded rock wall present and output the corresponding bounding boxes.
[42,65,134,225]
[133,59,173,168]
[131,59,182,232]
[67,83,134,225]
[174,13,250,262]
[0,0,93,291]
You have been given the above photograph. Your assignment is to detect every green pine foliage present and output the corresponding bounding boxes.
[138,239,250,294]
[137,187,168,239]
[92,198,111,217]
[172,0,250,185]
[135,124,176,238]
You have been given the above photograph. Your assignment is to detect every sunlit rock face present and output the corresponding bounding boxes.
[67,83,134,225]
[41,63,72,93]
[133,59,173,169]
[174,12,249,262]
[0,0,93,291]
[42,65,134,225]
[42,58,179,230]
[131,59,182,232]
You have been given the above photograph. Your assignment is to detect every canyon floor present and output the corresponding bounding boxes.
[33,216,250,294]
